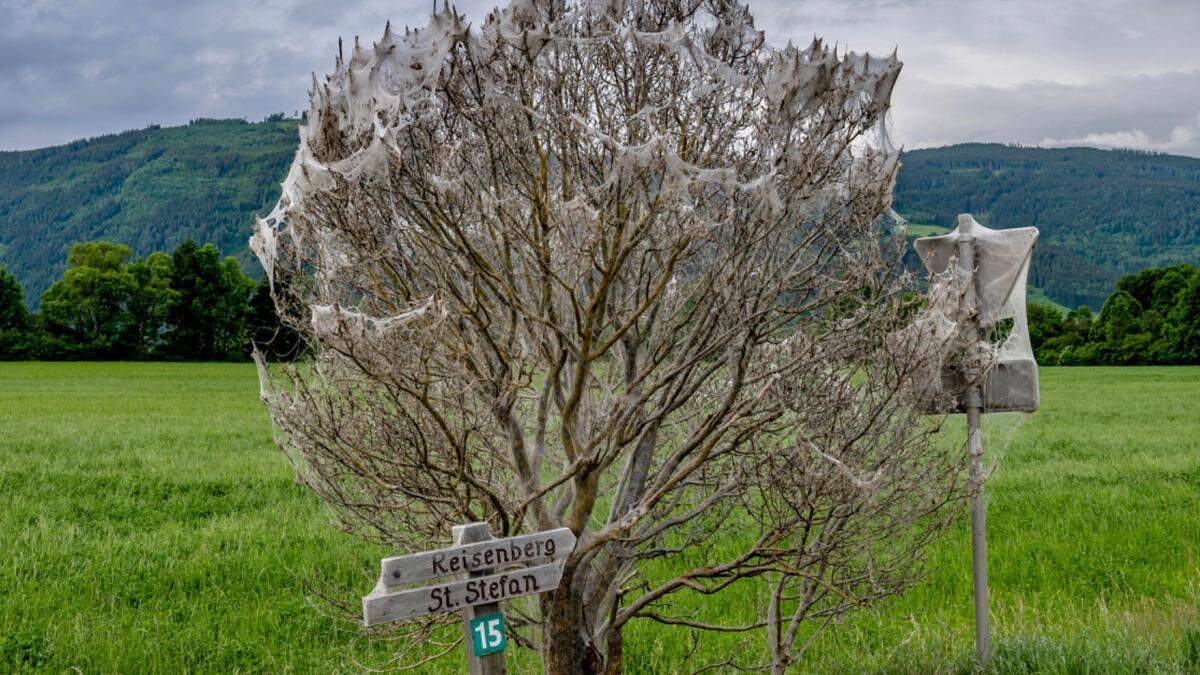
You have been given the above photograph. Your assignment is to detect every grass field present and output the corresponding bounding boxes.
[1,363,1198,673]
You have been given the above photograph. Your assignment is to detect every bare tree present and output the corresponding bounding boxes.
[251,0,977,671]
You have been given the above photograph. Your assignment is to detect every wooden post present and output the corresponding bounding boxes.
[452,522,507,675]
[958,234,990,666]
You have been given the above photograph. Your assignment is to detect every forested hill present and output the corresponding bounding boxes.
[895,144,1200,308]
[2,121,1199,308]
[0,118,297,306]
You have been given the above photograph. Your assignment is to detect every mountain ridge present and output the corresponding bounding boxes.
[895,143,1200,307]
[2,121,1198,308]
[0,118,296,306]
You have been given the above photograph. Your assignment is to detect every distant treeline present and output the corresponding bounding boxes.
[0,240,300,361]
[3,241,1198,365]
[1029,263,1200,365]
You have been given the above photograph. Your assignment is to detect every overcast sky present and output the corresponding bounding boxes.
[2,0,1198,155]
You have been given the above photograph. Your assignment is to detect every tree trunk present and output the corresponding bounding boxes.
[603,617,624,675]
[542,577,603,674]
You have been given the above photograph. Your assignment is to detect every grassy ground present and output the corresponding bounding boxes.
[1,363,1197,673]
[791,367,1200,673]
[1028,287,1072,315]
[902,222,951,238]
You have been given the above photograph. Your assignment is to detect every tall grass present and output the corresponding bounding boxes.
[1,363,1197,672]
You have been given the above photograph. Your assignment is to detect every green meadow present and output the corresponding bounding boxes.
[1,363,1197,673]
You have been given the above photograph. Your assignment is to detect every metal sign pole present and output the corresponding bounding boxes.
[917,213,1041,668]
[967,396,989,664]
[452,523,507,675]
[958,234,990,666]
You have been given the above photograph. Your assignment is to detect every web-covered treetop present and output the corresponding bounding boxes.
[252,0,902,305]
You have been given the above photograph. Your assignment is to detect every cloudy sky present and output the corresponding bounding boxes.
[2,0,1198,155]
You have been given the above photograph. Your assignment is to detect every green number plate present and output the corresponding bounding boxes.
[470,613,506,656]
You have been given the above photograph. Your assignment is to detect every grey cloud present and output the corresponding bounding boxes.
[0,0,419,148]
[1039,124,1200,155]
[0,0,1197,156]
[754,0,1200,86]
[890,71,1200,157]
[751,0,1200,156]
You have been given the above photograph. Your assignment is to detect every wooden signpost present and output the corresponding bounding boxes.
[363,522,576,673]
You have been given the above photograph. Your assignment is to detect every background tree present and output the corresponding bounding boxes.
[1093,290,1143,363]
[1148,268,1188,314]
[1167,273,1200,362]
[1027,302,1063,362]
[165,241,253,361]
[1028,263,1200,366]
[253,1,978,672]
[125,251,177,358]
[0,265,29,332]
[245,278,304,361]
[0,265,31,359]
[1038,305,1094,364]
[39,241,138,358]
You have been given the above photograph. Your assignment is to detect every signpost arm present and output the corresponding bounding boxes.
[958,235,991,666]
[453,522,507,675]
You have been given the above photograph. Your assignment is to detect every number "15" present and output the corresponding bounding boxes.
[474,617,502,649]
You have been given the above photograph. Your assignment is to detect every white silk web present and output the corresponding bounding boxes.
[914,214,1040,413]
